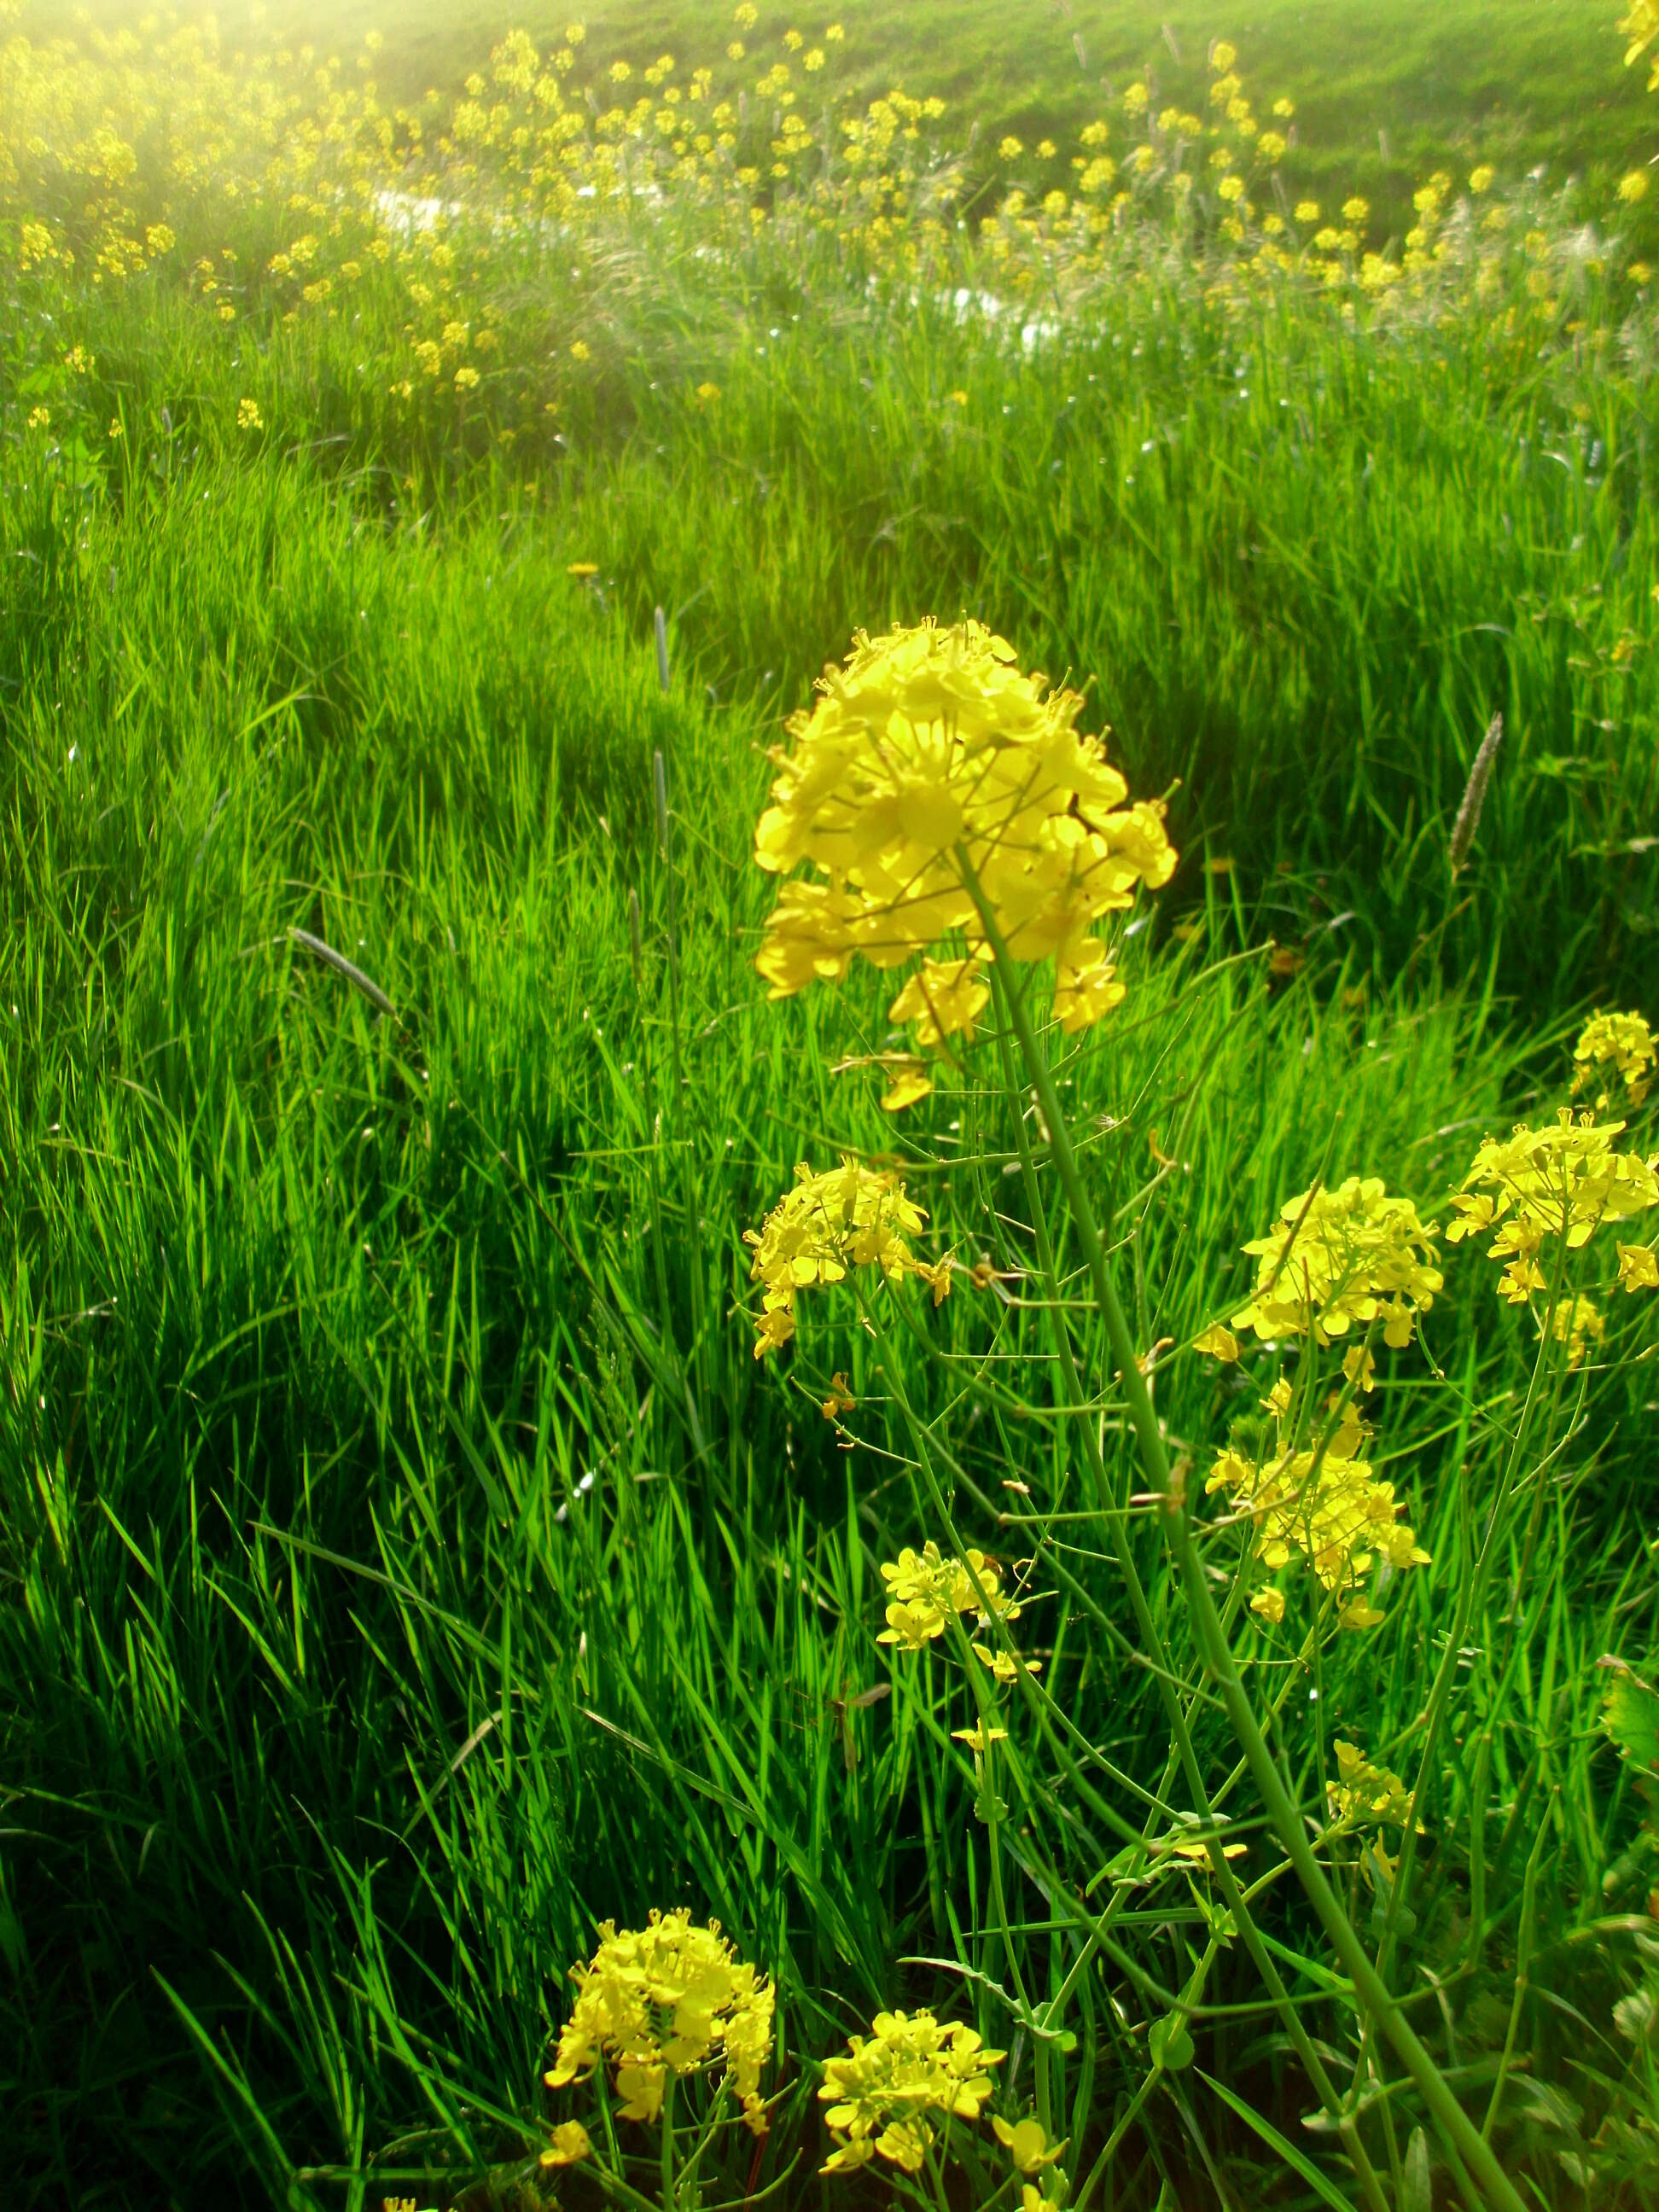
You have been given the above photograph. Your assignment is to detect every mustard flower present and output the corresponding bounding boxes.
[1469,165,1495,194]
[1326,1740,1417,1831]
[1206,1406,1429,1628]
[1551,1295,1604,1367]
[26,406,49,431]
[1619,170,1651,205]
[1231,1177,1443,1349]
[993,2115,1068,2173]
[1623,0,1659,84]
[1618,1243,1658,1292]
[998,136,1023,160]
[1445,1111,1659,1302]
[1342,195,1370,224]
[745,1155,948,1356]
[1294,199,1321,224]
[545,1910,774,2135]
[236,397,263,430]
[538,2121,592,2168]
[818,2010,1004,2174]
[1574,1008,1656,1107]
[753,621,1175,1068]
[878,1540,1018,1648]
[1192,1323,1240,1361]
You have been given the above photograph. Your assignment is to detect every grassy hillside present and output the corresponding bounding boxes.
[3,3,1659,2209]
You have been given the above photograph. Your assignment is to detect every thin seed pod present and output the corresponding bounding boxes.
[627,887,643,990]
[655,603,671,693]
[1448,711,1503,875]
[287,925,395,1021]
[653,747,671,862]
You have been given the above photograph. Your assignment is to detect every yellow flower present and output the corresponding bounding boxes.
[64,344,92,375]
[805,47,824,70]
[570,338,591,360]
[1294,199,1321,224]
[1445,1110,1659,1302]
[744,1155,947,1356]
[695,379,721,404]
[1036,138,1057,160]
[1342,195,1370,223]
[734,0,759,24]
[1573,1009,1656,1107]
[610,58,632,82]
[1207,1405,1429,1620]
[1192,1324,1240,1362]
[1210,40,1237,72]
[818,2011,1004,2174]
[1231,1178,1443,1349]
[1551,1295,1604,1367]
[108,416,124,440]
[878,1540,1019,1647]
[236,397,263,430]
[453,364,480,391]
[952,1721,1009,1752]
[546,1911,774,2135]
[1327,1740,1418,1830]
[567,562,600,577]
[538,2121,592,2168]
[1619,170,1651,205]
[25,405,49,431]
[993,2115,1068,2173]
[1469,165,1495,194]
[825,20,845,39]
[1618,1242,1658,1292]
[998,136,1023,160]
[1250,1586,1286,1625]
[753,621,1175,1038]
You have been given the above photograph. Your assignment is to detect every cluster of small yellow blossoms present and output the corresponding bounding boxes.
[1326,1740,1418,1831]
[754,620,1175,1107]
[544,1910,775,2135]
[1230,1177,1444,1350]
[744,1155,948,1356]
[1551,1294,1606,1368]
[1574,1008,1656,1108]
[1444,1110,1659,1303]
[1207,1400,1429,1631]
[1622,0,1659,91]
[818,2008,1003,2174]
[877,1541,1036,1679]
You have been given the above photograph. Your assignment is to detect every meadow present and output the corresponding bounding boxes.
[3,3,1659,2209]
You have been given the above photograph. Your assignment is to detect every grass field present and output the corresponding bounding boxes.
[4,3,1659,2209]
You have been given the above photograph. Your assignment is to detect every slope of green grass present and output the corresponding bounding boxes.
[4,7,1659,2209]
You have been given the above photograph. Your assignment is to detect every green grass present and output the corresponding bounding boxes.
[4,4,1659,2209]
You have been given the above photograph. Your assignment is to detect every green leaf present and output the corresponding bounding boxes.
[1600,1660,1659,1776]
[1149,2014,1194,2070]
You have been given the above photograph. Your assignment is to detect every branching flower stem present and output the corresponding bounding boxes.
[987,974,1391,2212]
[960,851,1528,2212]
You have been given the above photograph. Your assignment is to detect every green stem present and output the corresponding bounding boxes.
[987,976,1392,2212]
[964,866,1527,2212]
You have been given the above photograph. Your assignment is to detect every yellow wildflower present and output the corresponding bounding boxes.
[1618,1243,1658,1292]
[1619,171,1651,205]
[26,405,49,430]
[538,2121,592,2168]
[998,136,1023,160]
[1574,1009,1656,1107]
[1327,1740,1417,1829]
[1342,195,1370,224]
[1294,199,1320,224]
[1469,165,1495,193]
[545,1911,774,2135]
[993,2115,1068,2174]
[753,621,1174,1036]
[570,338,591,360]
[744,1155,947,1356]
[236,397,263,430]
[878,1540,1018,1648]
[1231,1177,1443,1348]
[1207,1406,1429,1622]
[454,364,480,390]
[1445,1111,1659,1302]
[1192,1324,1240,1362]
[1551,1295,1604,1367]
[819,2010,1004,2174]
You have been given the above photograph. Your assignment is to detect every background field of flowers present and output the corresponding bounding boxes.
[3,0,1659,2207]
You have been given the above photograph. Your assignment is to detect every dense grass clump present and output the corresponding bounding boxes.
[3,6,1659,2210]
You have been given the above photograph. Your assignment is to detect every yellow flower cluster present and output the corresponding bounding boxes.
[754,620,1175,1103]
[1621,0,1659,91]
[1551,1294,1605,1368]
[1207,1406,1429,1631]
[818,2008,1003,2174]
[877,1541,1035,1679]
[744,1155,948,1356]
[544,1910,774,2135]
[1230,1177,1443,1349]
[1444,1110,1659,1302]
[1326,1740,1417,1830]
[1573,1008,1656,1107]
